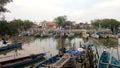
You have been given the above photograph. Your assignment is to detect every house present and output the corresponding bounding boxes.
[27,23,40,34]
[46,21,56,28]
[40,21,56,29]
[78,22,92,29]
[32,23,40,28]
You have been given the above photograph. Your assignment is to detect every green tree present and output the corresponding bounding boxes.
[0,0,13,36]
[0,0,12,19]
[10,19,33,32]
[54,15,73,28]
[0,20,8,35]
[0,19,33,36]
[91,19,120,33]
[0,20,17,35]
[54,15,67,27]
[10,19,24,32]
[0,0,12,12]
[91,19,101,28]
[23,20,33,30]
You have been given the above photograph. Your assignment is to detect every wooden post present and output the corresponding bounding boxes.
[95,45,99,59]
[82,45,89,68]
[117,37,120,60]
[73,43,75,50]
[79,42,82,48]
[74,38,76,49]
[117,46,120,61]
[107,48,113,68]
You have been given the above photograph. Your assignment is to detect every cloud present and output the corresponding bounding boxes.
[64,0,120,22]
[4,0,120,23]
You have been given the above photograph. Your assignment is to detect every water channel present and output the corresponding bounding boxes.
[0,36,120,68]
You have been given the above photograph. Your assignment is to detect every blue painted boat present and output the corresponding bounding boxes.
[36,54,58,68]
[98,51,110,68]
[98,51,120,68]
[111,56,120,68]
[36,49,84,68]
[68,33,74,38]
[0,43,22,51]
[0,47,22,55]
[0,53,45,68]
[83,43,94,47]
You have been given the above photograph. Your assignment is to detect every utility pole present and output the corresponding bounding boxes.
[99,21,101,31]
[113,26,116,35]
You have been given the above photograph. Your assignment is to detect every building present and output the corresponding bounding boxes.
[78,22,92,29]
[40,21,56,29]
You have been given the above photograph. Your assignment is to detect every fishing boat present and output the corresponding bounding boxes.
[36,54,58,68]
[36,40,95,68]
[0,43,22,51]
[98,51,120,68]
[0,53,45,68]
[68,32,74,38]
[36,49,85,68]
[36,54,76,68]
[0,47,22,55]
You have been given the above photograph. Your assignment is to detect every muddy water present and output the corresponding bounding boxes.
[0,36,119,68]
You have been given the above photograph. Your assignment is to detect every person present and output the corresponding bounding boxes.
[2,38,7,45]
[59,47,66,57]
[106,35,109,40]
[99,34,102,40]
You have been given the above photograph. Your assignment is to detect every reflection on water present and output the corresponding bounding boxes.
[0,47,22,55]
[0,36,119,68]
[10,36,36,44]
[94,38,118,47]
[92,38,119,59]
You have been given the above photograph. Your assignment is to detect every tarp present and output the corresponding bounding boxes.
[66,50,83,56]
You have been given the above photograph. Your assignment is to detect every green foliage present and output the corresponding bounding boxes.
[0,20,17,35]
[91,19,101,28]
[0,19,33,36]
[54,15,67,27]
[54,15,72,28]
[23,20,33,30]
[10,19,33,31]
[0,0,12,5]
[91,19,120,33]
[10,19,23,29]
[0,0,12,13]
[0,20,8,35]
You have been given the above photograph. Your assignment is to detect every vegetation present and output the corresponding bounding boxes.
[0,0,12,13]
[54,15,73,28]
[0,0,12,20]
[0,20,15,35]
[10,19,33,31]
[93,38,118,47]
[0,19,33,36]
[0,0,33,36]
[91,19,120,33]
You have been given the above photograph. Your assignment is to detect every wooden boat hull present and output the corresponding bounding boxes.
[36,54,58,68]
[68,33,74,38]
[98,51,120,68]
[0,43,22,51]
[98,51,110,68]
[0,53,45,68]
[36,53,78,68]
[0,47,22,55]
[110,57,120,68]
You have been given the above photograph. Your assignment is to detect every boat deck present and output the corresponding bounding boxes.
[0,53,43,67]
[45,53,71,68]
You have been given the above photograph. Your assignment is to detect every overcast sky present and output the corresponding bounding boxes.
[4,0,120,23]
